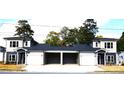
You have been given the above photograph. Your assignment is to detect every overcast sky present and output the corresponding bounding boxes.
[0,0,124,46]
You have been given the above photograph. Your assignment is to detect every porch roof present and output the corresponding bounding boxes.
[0,46,5,52]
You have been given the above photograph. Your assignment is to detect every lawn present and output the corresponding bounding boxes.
[0,64,26,71]
[99,65,124,72]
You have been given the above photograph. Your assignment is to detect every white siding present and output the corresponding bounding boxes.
[101,41,116,52]
[27,52,44,65]
[6,40,23,52]
[93,41,100,48]
[79,52,96,65]
[93,41,117,53]
[24,41,31,47]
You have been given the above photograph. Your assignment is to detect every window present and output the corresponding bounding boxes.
[10,41,19,47]
[17,41,19,47]
[96,42,98,47]
[104,42,113,49]
[10,41,12,47]
[107,55,114,64]
[111,42,113,48]
[105,42,107,48]
[8,54,16,62]
[107,42,110,48]
[107,56,110,62]
[13,41,16,47]
[25,41,28,46]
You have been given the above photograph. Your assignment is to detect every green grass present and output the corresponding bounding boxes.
[0,64,26,71]
[99,65,124,72]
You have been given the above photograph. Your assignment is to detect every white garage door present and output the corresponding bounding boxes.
[79,52,96,66]
[27,52,44,65]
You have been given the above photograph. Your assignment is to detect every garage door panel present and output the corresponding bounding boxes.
[63,53,78,64]
[45,53,60,64]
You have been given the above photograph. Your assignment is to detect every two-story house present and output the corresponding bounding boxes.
[93,38,118,65]
[0,37,118,66]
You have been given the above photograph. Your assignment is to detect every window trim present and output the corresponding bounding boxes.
[8,54,16,62]
[107,55,114,63]
[104,42,113,49]
[25,41,28,46]
[10,41,19,47]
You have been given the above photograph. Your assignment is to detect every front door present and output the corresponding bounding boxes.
[98,53,104,65]
[18,53,25,64]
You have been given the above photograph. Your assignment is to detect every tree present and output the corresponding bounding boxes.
[78,26,95,44]
[117,32,124,52]
[45,31,63,46]
[83,19,98,34]
[15,20,34,38]
[60,27,78,46]
[44,19,98,46]
[96,35,103,38]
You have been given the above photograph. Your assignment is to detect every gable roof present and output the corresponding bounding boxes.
[4,37,32,40]
[94,38,118,41]
[25,44,99,52]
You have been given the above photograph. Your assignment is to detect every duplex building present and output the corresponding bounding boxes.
[0,37,118,65]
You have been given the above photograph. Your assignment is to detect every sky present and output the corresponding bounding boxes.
[0,0,124,46]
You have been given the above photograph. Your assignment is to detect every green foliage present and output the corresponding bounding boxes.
[15,20,34,38]
[61,27,78,46]
[117,32,124,52]
[83,19,98,34]
[78,26,95,44]
[45,31,63,46]
[44,19,98,46]
[96,35,103,38]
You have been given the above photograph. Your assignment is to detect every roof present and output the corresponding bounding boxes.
[0,46,5,52]
[4,37,32,40]
[94,38,118,41]
[25,44,99,52]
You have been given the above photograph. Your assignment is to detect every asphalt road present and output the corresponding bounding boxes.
[0,71,124,74]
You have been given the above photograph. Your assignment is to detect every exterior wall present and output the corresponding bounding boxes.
[79,52,96,65]
[27,52,44,65]
[101,41,116,53]
[0,52,4,62]
[118,52,124,64]
[105,53,116,64]
[6,52,17,63]
[93,41,117,53]
[24,41,31,47]
[6,40,23,52]
[93,41,100,48]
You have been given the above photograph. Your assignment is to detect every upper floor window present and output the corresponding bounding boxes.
[10,41,19,47]
[104,42,113,49]
[25,41,28,46]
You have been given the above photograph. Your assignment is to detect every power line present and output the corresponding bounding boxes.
[0,22,124,30]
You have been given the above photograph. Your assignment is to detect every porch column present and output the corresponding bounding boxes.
[16,52,18,65]
[95,53,98,65]
[116,53,119,65]
[104,53,106,65]
[25,52,27,65]
[4,52,6,64]
[60,52,63,65]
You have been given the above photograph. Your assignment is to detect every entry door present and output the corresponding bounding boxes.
[18,53,25,64]
[98,53,104,65]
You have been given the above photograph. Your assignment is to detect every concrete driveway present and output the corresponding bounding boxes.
[24,64,103,73]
